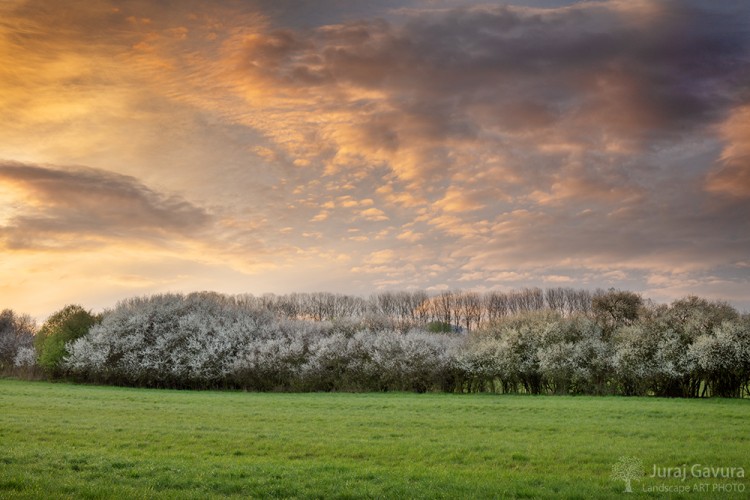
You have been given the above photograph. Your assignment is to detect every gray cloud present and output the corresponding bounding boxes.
[2,1,749,313]
[0,161,211,249]
[217,0,750,225]
[241,1,748,142]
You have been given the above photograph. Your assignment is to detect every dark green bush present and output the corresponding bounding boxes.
[35,305,100,376]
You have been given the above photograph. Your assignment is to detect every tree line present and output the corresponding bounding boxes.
[1,288,748,397]
[193,287,597,331]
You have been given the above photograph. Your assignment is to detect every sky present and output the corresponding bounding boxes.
[1,0,749,319]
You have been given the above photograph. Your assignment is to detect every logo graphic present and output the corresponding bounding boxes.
[611,456,645,493]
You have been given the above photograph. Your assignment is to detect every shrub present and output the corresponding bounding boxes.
[689,319,750,397]
[67,293,267,387]
[592,289,643,336]
[0,309,36,372]
[426,321,453,333]
[35,305,100,376]
[60,291,750,397]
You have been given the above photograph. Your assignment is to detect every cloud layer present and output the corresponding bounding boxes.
[1,0,749,316]
[0,162,210,249]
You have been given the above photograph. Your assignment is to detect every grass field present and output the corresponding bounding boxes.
[0,380,748,499]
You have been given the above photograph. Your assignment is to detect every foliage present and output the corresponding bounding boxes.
[592,288,643,335]
[36,290,750,397]
[426,321,453,333]
[65,293,461,392]
[0,309,35,371]
[689,319,750,397]
[35,304,100,376]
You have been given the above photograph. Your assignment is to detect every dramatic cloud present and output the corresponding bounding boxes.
[1,0,749,317]
[706,105,750,198]
[215,1,748,186]
[0,161,211,249]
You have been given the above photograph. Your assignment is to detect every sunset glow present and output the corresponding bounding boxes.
[1,0,749,319]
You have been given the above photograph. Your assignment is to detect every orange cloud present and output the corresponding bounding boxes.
[1,0,749,315]
[706,105,750,198]
[358,207,389,222]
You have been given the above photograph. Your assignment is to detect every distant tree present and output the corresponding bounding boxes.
[35,305,100,376]
[611,324,658,396]
[537,315,611,395]
[484,291,509,322]
[458,292,482,332]
[57,289,749,397]
[13,347,37,369]
[426,321,453,334]
[479,312,550,394]
[644,297,740,397]
[545,287,567,315]
[666,296,738,340]
[592,289,643,335]
[689,318,749,397]
[372,291,397,319]
[0,309,36,371]
[567,288,593,315]
[433,291,454,328]
[410,290,430,325]
[392,291,421,330]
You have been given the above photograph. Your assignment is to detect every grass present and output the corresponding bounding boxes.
[0,379,748,499]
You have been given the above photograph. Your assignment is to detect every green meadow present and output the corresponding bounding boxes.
[0,379,748,499]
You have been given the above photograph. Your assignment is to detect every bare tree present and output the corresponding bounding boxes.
[568,288,593,315]
[458,292,482,332]
[484,291,509,323]
[545,287,567,315]
[434,291,454,328]
[372,292,397,318]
